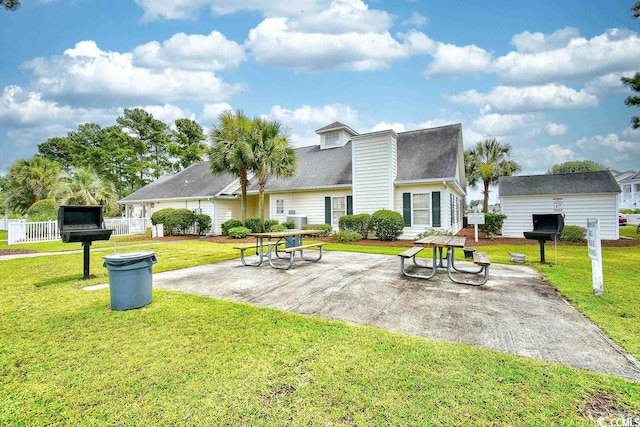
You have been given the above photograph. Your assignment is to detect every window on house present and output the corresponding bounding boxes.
[275,199,285,214]
[623,185,632,199]
[332,196,346,225]
[634,184,640,193]
[412,193,431,226]
[325,131,339,147]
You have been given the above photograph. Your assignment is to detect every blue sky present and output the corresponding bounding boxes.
[1,0,639,204]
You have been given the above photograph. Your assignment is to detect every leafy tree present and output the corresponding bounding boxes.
[465,138,521,213]
[4,156,61,214]
[170,118,206,172]
[546,160,605,174]
[621,2,640,128]
[117,108,171,181]
[2,0,19,11]
[208,110,255,222]
[252,118,297,230]
[53,167,119,214]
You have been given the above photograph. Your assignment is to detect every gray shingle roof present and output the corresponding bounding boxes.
[499,170,621,197]
[396,124,461,181]
[119,161,237,202]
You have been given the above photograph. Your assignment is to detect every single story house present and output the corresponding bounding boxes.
[498,170,621,240]
[119,122,467,239]
[615,170,640,211]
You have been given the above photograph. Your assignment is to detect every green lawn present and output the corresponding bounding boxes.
[620,224,640,239]
[1,237,639,425]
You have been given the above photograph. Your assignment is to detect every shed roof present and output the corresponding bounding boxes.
[499,170,621,197]
[119,161,237,202]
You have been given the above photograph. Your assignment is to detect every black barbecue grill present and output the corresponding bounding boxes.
[523,213,564,263]
[58,205,113,279]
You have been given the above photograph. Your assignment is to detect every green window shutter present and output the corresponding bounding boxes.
[432,191,441,227]
[402,192,411,226]
[325,196,332,225]
[347,195,353,215]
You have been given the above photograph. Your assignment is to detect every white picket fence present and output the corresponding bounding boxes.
[4,218,148,245]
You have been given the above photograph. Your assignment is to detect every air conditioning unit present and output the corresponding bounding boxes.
[286,215,307,229]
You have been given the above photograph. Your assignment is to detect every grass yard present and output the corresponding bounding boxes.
[1,238,639,425]
[620,224,640,239]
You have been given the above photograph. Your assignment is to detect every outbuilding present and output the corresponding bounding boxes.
[498,171,621,240]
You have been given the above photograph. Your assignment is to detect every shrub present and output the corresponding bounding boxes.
[560,225,586,243]
[478,213,507,239]
[264,219,279,232]
[415,228,453,240]
[620,208,634,214]
[151,208,177,235]
[303,223,333,237]
[195,214,211,235]
[339,213,371,238]
[244,217,263,233]
[228,226,251,238]
[270,224,287,232]
[221,219,243,236]
[281,220,295,229]
[172,209,197,235]
[26,199,57,222]
[371,209,404,241]
[333,230,362,243]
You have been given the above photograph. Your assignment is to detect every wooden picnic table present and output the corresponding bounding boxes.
[235,229,325,269]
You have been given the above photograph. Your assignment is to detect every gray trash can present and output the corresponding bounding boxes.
[103,251,157,310]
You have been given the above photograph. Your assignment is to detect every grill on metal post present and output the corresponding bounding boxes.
[58,206,114,279]
[523,214,564,263]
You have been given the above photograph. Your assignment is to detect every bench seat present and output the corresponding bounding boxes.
[398,246,424,258]
[448,251,491,286]
[473,251,491,266]
[269,243,324,270]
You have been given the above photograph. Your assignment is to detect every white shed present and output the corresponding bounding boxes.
[498,171,621,240]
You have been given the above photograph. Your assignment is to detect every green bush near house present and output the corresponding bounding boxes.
[195,214,212,235]
[151,208,177,235]
[244,217,263,233]
[560,225,586,243]
[339,214,371,239]
[228,226,252,238]
[281,220,295,229]
[333,229,362,242]
[371,209,404,241]
[303,223,333,237]
[221,219,243,236]
[478,213,507,239]
[269,224,287,232]
[26,199,57,222]
[172,209,197,235]
[264,219,279,232]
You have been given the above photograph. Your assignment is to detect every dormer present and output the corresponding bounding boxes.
[315,121,358,149]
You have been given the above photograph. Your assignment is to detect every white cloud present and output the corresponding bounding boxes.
[511,27,581,53]
[133,31,246,71]
[247,18,432,71]
[585,70,636,96]
[288,0,392,34]
[446,84,598,113]
[137,104,195,125]
[24,41,245,106]
[471,112,568,138]
[267,104,359,126]
[402,11,428,28]
[424,43,492,78]
[201,103,234,125]
[527,144,576,171]
[493,28,640,85]
[546,122,568,136]
[370,121,406,133]
[577,133,640,153]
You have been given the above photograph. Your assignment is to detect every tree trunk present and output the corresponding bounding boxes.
[239,170,248,223]
[483,179,490,213]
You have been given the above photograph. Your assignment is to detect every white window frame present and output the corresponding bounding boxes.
[623,185,632,199]
[332,196,346,225]
[412,192,431,227]
[275,199,285,215]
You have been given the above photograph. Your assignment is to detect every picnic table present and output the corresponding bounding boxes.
[234,229,325,270]
[398,235,491,286]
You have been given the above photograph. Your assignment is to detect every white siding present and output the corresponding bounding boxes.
[269,189,352,228]
[501,193,619,240]
[214,199,242,234]
[352,131,396,214]
[394,184,464,239]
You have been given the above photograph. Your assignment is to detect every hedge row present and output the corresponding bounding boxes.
[150,208,211,236]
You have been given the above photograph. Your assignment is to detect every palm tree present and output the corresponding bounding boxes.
[252,118,298,230]
[465,138,521,213]
[208,110,255,222]
[4,156,61,214]
[54,167,119,214]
